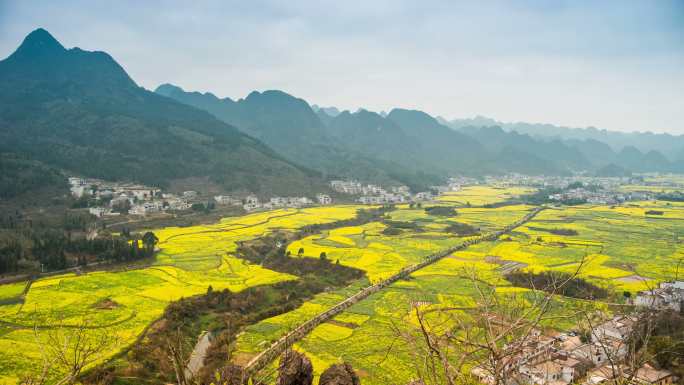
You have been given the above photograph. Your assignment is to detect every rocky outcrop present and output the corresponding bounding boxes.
[319,363,360,385]
[276,350,314,385]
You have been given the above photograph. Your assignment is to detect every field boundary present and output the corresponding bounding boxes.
[243,207,545,377]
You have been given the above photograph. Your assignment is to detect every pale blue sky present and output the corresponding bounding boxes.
[1,0,683,133]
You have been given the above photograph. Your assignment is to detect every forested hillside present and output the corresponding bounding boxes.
[0,29,326,196]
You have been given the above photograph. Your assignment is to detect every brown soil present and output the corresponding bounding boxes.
[92,298,120,310]
[618,275,651,283]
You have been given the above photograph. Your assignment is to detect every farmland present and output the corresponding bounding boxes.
[235,199,684,384]
[436,186,536,206]
[0,206,362,384]
[1,184,684,384]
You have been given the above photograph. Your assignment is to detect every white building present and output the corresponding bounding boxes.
[414,191,433,201]
[635,281,684,312]
[88,207,108,218]
[214,195,241,206]
[166,199,192,211]
[70,185,92,198]
[270,197,288,207]
[130,188,158,201]
[316,194,332,205]
[243,195,260,211]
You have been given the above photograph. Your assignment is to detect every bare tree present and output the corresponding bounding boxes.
[390,256,591,385]
[20,317,120,385]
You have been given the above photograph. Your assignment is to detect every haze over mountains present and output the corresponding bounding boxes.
[1,29,682,198]
[158,83,683,179]
[447,116,684,162]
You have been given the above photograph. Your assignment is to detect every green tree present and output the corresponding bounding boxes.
[142,232,159,257]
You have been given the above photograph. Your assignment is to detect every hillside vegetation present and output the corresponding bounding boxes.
[0,29,325,195]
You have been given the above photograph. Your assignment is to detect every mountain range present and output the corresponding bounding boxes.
[1,28,682,199]
[0,29,327,197]
[158,84,683,179]
[447,116,684,162]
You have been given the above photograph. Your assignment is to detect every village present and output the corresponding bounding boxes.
[69,173,682,220]
[472,281,683,385]
[329,180,440,204]
[68,176,338,217]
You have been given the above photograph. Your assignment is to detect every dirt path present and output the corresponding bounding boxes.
[184,331,213,381]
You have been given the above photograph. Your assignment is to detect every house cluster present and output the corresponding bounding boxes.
[472,315,676,385]
[70,177,195,217]
[215,193,332,212]
[548,188,655,205]
[329,180,433,205]
[634,281,684,312]
[431,178,464,194]
[548,188,624,205]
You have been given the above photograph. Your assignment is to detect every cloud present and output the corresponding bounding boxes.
[0,0,683,133]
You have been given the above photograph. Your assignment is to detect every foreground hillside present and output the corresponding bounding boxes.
[0,29,325,196]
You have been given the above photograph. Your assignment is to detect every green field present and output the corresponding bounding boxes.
[2,185,684,385]
[0,206,362,384]
[234,199,684,384]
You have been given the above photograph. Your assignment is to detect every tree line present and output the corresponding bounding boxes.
[0,230,158,274]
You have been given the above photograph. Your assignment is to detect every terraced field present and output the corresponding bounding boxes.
[2,185,683,385]
[287,205,533,282]
[235,200,684,384]
[436,186,535,206]
[0,206,362,384]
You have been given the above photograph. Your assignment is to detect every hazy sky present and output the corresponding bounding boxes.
[1,0,683,133]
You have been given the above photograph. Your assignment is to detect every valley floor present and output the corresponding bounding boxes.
[0,186,683,384]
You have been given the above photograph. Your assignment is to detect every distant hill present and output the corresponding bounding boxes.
[156,84,442,190]
[0,29,326,196]
[447,116,684,161]
[595,163,631,177]
[386,109,485,173]
[457,126,589,173]
[160,81,680,178]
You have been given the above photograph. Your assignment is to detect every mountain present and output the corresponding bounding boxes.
[457,125,590,173]
[325,109,421,165]
[450,117,677,173]
[447,116,684,160]
[0,153,65,199]
[566,138,617,167]
[311,105,340,117]
[0,29,325,195]
[156,84,441,189]
[386,109,486,173]
[595,163,631,177]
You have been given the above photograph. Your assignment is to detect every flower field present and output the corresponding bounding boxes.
[436,186,535,206]
[2,192,683,384]
[235,200,684,384]
[0,206,362,384]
